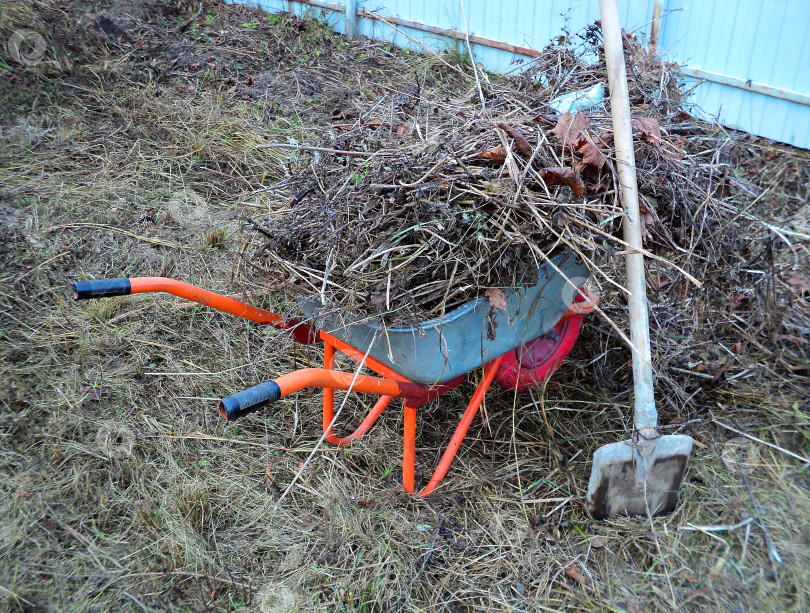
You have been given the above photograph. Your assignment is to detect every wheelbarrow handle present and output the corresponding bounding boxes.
[73,278,132,299]
[219,380,282,420]
[70,276,318,344]
[219,368,432,421]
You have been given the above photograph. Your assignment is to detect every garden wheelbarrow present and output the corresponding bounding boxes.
[72,252,597,496]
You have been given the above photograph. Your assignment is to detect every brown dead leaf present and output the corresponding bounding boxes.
[787,275,810,296]
[589,536,607,548]
[80,385,104,401]
[713,177,734,197]
[478,144,507,163]
[664,136,686,161]
[564,564,584,583]
[265,465,273,485]
[597,130,614,146]
[485,288,508,311]
[497,122,533,157]
[656,273,675,291]
[732,292,749,308]
[538,167,585,197]
[575,139,606,169]
[631,117,662,149]
[549,112,590,145]
[639,201,656,244]
[549,113,605,169]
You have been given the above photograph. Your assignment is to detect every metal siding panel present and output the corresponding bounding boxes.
[465,0,521,72]
[237,0,288,11]
[793,29,810,92]
[655,1,810,147]
[687,78,810,149]
[661,0,810,92]
[760,2,805,89]
[355,1,433,54]
[231,0,810,147]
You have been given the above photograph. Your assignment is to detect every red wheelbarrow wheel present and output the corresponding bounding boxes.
[494,313,584,391]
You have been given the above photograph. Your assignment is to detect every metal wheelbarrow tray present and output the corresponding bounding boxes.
[72,252,596,496]
[304,252,591,384]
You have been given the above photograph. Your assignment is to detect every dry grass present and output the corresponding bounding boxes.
[1,1,809,611]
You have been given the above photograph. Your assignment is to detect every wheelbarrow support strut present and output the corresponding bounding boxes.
[402,356,503,496]
[220,330,502,496]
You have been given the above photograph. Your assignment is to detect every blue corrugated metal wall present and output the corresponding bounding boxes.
[354,0,657,72]
[239,0,810,148]
[659,0,810,148]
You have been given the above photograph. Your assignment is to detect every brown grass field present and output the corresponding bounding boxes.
[1,1,809,611]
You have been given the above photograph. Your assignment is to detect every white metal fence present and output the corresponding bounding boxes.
[238,0,810,148]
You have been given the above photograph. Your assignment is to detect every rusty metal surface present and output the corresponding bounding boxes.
[586,434,693,519]
[678,66,810,108]
[357,9,541,58]
[649,0,663,52]
[294,0,344,13]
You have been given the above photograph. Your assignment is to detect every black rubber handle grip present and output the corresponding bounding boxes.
[218,380,282,421]
[72,278,132,300]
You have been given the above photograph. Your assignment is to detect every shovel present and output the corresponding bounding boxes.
[586,0,693,519]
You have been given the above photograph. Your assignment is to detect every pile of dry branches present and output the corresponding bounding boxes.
[248,31,693,325]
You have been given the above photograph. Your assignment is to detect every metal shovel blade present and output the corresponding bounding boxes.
[586,435,693,519]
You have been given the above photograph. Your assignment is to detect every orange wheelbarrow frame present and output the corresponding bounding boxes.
[72,276,596,496]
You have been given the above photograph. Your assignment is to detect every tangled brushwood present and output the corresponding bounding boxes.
[248,29,695,325]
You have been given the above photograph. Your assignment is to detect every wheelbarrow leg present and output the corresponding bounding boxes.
[325,395,394,446]
[402,404,418,493]
[402,356,504,495]
[323,343,335,435]
[322,342,394,445]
